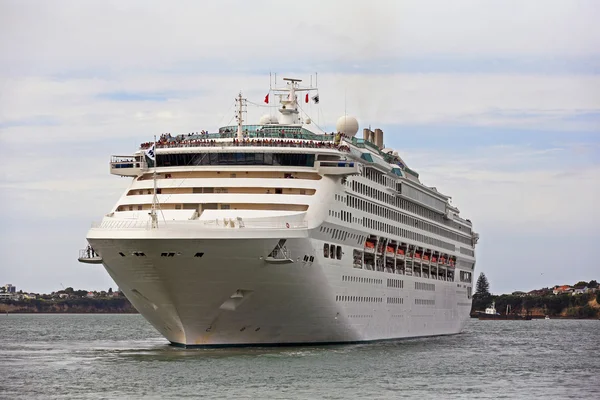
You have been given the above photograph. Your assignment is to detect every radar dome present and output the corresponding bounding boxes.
[336,116,359,137]
[259,114,271,125]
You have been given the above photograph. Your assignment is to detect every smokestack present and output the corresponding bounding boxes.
[374,128,384,149]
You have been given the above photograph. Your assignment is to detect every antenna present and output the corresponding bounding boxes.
[235,92,247,140]
[344,88,347,117]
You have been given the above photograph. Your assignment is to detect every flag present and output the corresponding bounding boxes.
[312,94,319,104]
[305,93,309,103]
[264,93,269,104]
[145,144,155,161]
[145,143,156,168]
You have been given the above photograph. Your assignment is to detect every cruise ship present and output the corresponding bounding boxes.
[79,77,479,347]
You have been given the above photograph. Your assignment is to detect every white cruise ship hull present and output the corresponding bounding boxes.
[89,228,471,347]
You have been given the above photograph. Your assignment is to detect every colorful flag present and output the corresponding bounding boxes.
[312,94,320,104]
[305,93,309,103]
[264,93,269,104]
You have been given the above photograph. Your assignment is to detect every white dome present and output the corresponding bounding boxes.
[270,115,279,124]
[335,116,359,137]
[259,114,271,125]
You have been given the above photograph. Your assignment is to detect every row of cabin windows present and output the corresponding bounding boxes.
[319,226,364,245]
[387,297,404,304]
[156,153,315,167]
[335,295,383,303]
[415,299,435,306]
[350,179,473,236]
[387,278,404,289]
[460,247,475,256]
[347,193,472,246]
[361,166,395,188]
[131,188,309,195]
[415,282,435,291]
[324,244,342,260]
[363,216,456,251]
[342,275,383,285]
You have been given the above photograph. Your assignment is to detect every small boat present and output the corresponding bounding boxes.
[545,315,550,320]
[477,302,532,320]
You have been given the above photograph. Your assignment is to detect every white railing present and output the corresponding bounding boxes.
[90,219,308,230]
[91,220,151,229]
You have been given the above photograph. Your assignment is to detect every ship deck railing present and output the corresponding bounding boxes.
[91,219,308,230]
[140,138,351,153]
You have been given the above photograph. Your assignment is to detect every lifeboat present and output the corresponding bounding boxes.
[414,253,421,259]
[431,257,437,263]
[364,241,376,254]
[386,246,395,254]
[423,255,429,262]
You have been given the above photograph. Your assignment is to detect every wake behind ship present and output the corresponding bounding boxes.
[79,77,479,347]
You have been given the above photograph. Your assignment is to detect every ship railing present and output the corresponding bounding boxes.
[91,219,308,230]
[140,139,350,153]
[198,219,308,229]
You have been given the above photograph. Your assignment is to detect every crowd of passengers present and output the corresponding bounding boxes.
[140,138,350,152]
[140,132,351,152]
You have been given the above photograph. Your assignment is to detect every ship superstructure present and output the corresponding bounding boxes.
[81,77,479,346]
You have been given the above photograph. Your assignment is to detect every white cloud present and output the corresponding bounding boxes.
[1,73,599,148]
[405,144,600,233]
[1,0,599,75]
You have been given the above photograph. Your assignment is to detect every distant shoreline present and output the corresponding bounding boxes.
[0,298,137,314]
[2,311,139,314]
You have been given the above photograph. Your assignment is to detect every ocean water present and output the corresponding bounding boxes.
[0,314,597,399]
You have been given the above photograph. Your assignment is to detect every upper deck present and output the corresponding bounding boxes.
[139,125,336,150]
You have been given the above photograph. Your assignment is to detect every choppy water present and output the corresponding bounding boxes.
[0,314,598,399]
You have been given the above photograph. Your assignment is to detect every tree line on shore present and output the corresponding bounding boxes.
[0,287,138,313]
[472,273,600,318]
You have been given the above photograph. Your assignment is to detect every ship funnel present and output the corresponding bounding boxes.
[374,129,384,149]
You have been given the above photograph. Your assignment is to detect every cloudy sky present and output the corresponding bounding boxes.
[1,0,598,294]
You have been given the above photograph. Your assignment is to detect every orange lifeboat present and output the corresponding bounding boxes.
[397,249,405,255]
[414,253,421,259]
[365,242,375,249]
[431,257,437,263]
[423,255,429,261]
[386,246,394,253]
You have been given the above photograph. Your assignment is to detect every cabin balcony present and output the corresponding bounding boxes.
[110,155,145,177]
[315,160,360,176]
